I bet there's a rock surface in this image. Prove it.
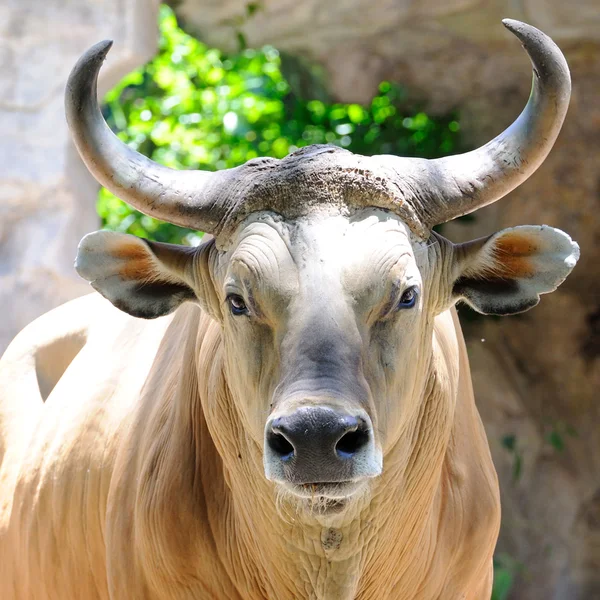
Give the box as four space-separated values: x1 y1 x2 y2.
171 0 600 105
0 0 159 352
447 49 600 597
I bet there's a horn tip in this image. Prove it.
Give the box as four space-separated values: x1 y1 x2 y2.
501 17 570 87
501 18 540 40
65 39 115 126
502 18 523 31
79 40 114 68
92 39 114 60
501 18 558 49
67 40 114 86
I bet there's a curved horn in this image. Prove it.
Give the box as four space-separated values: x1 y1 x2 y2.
380 19 571 230
65 40 236 233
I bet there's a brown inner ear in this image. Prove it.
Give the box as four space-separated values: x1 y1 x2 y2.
102 237 156 282
116 239 195 284
452 232 537 306
113 239 151 260
119 256 155 281
492 233 538 279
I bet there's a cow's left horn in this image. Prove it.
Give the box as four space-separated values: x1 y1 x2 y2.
65 40 238 234
390 19 571 229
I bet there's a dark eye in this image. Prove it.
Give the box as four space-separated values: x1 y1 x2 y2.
398 287 418 309
226 294 248 316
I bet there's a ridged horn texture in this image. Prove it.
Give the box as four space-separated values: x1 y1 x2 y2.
65 39 239 234
65 19 570 240
390 18 571 229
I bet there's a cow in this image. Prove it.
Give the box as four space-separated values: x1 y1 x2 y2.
0 19 579 600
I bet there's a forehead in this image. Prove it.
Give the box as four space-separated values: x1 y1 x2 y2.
224 209 422 289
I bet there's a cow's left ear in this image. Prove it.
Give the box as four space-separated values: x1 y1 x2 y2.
449 225 579 316
75 230 214 319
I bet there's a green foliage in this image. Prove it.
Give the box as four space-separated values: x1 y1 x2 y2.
492 553 522 600
545 420 578 453
492 568 514 600
99 4 462 244
501 433 524 482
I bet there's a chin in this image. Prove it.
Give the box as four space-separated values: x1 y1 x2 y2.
276 479 371 515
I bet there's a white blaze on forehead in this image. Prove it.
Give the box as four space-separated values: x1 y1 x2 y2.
217 209 432 463
288 210 422 311
295 210 413 261
218 209 425 324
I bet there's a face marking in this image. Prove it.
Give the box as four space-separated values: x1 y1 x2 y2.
221 218 299 324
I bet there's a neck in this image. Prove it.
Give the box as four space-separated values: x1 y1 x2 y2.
190 320 455 600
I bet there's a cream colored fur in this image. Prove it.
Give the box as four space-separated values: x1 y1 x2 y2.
0 292 500 599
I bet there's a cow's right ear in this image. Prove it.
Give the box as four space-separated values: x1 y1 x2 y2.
75 231 218 319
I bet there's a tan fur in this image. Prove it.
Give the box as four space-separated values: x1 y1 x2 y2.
110 239 151 261
105 237 161 282
492 233 538 279
118 258 155 280
0 294 500 600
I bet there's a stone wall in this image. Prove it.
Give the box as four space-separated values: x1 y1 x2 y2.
444 48 600 599
0 0 159 353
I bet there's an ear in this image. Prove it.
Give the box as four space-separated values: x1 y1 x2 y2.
75 230 213 319
450 225 579 316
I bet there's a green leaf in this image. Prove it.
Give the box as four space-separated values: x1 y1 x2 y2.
547 430 565 452
501 434 516 452
565 424 579 438
246 2 262 16
237 32 248 52
512 453 522 482
492 568 514 600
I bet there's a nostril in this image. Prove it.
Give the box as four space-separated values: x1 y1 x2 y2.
336 428 370 458
267 431 295 460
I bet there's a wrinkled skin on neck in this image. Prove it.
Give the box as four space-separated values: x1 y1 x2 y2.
105 210 497 599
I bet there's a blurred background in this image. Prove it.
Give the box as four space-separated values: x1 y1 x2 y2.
1 1 599 598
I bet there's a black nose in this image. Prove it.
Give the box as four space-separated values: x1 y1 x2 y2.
266 406 372 484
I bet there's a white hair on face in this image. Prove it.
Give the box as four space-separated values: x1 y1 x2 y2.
273 482 372 523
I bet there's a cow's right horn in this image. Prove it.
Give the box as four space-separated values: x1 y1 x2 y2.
65 40 238 234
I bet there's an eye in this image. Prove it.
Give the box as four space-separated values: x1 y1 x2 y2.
226 294 249 316
398 286 418 309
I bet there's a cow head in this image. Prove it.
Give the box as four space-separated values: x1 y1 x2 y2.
67 21 579 509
